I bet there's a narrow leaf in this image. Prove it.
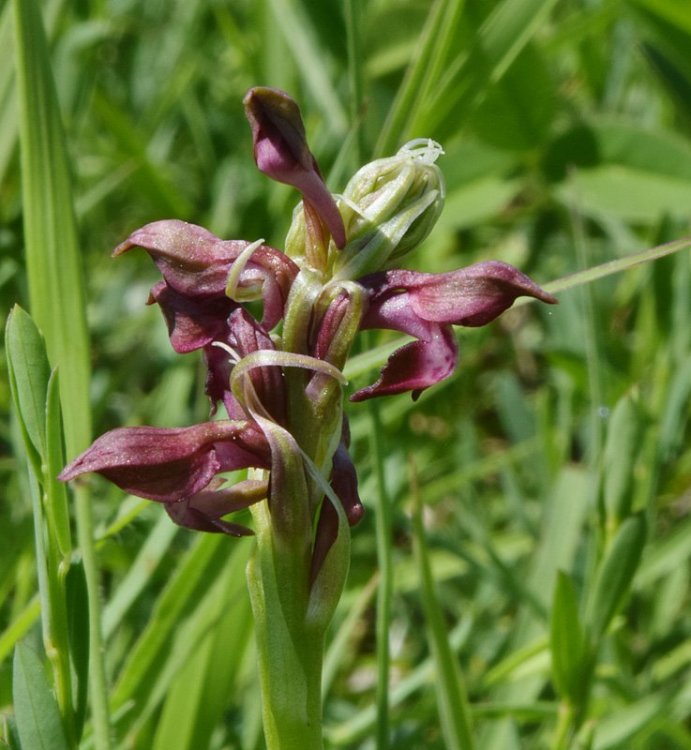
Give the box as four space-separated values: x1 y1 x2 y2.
602 393 644 527
13 1 110 744
66 561 90 742
585 515 647 640
45 369 72 557
550 571 589 704
13 0 91 456
12 642 69 750
5 305 50 469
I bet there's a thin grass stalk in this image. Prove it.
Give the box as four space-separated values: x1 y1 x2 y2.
408 0 466 136
541 237 691 297
374 0 448 157
368 392 393 750
569 204 606 479
12 0 111 746
409 455 477 750
344 0 366 164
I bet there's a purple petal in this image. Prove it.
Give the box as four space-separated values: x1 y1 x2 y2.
366 262 557 327
350 327 457 402
59 421 270 502
203 343 235 416
149 281 237 353
165 478 268 536
165 503 254 536
354 262 556 400
226 308 287 425
115 219 298 328
243 87 346 248
330 442 364 526
114 220 249 296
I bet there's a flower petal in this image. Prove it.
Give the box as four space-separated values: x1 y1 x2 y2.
59 421 270 501
365 262 557 327
243 87 346 248
165 478 268 536
355 262 556 400
114 220 248 296
165 503 254 536
149 281 237 353
116 219 298 328
226 308 287 424
330 442 364 526
350 327 457 402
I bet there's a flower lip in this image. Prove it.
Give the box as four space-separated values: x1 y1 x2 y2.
58 420 271 502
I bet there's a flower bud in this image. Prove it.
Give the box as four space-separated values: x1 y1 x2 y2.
332 139 445 279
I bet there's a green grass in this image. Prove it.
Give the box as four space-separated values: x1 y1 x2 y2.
3 0 691 748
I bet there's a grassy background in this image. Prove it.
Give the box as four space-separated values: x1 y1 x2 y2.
3 0 691 748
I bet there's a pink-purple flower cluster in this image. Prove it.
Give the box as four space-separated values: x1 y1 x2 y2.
60 87 556 563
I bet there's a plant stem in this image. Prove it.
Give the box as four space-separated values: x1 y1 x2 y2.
248 500 325 750
551 701 575 750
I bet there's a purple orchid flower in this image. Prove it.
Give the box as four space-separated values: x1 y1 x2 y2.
352 263 557 401
57 88 562 748
58 420 271 535
61 87 555 568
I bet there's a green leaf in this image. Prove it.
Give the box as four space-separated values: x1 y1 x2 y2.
13 0 110 743
585 515 647 640
602 393 645 527
65 561 89 743
375 0 463 156
13 0 91 457
550 571 589 704
151 543 253 750
45 370 72 557
469 43 556 151
110 533 228 710
552 120 691 222
557 164 691 222
628 0 691 36
12 642 69 750
5 305 51 470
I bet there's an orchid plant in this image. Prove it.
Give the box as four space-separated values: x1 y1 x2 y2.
60 87 556 749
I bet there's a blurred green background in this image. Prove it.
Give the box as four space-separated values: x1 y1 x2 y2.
3 0 691 748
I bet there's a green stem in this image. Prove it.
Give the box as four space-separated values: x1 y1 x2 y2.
27 469 75 745
248 500 324 750
368 396 393 750
551 701 575 750
73 483 112 748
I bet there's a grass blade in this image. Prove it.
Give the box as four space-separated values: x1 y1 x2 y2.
410 456 477 750
585 515 647 641
12 0 110 745
12 642 69 750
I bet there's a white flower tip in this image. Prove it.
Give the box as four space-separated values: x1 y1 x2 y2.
399 139 445 165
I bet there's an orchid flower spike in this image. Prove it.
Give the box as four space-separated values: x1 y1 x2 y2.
61 87 556 577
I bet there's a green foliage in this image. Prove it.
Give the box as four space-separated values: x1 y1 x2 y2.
3 0 691 749
12 642 69 750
